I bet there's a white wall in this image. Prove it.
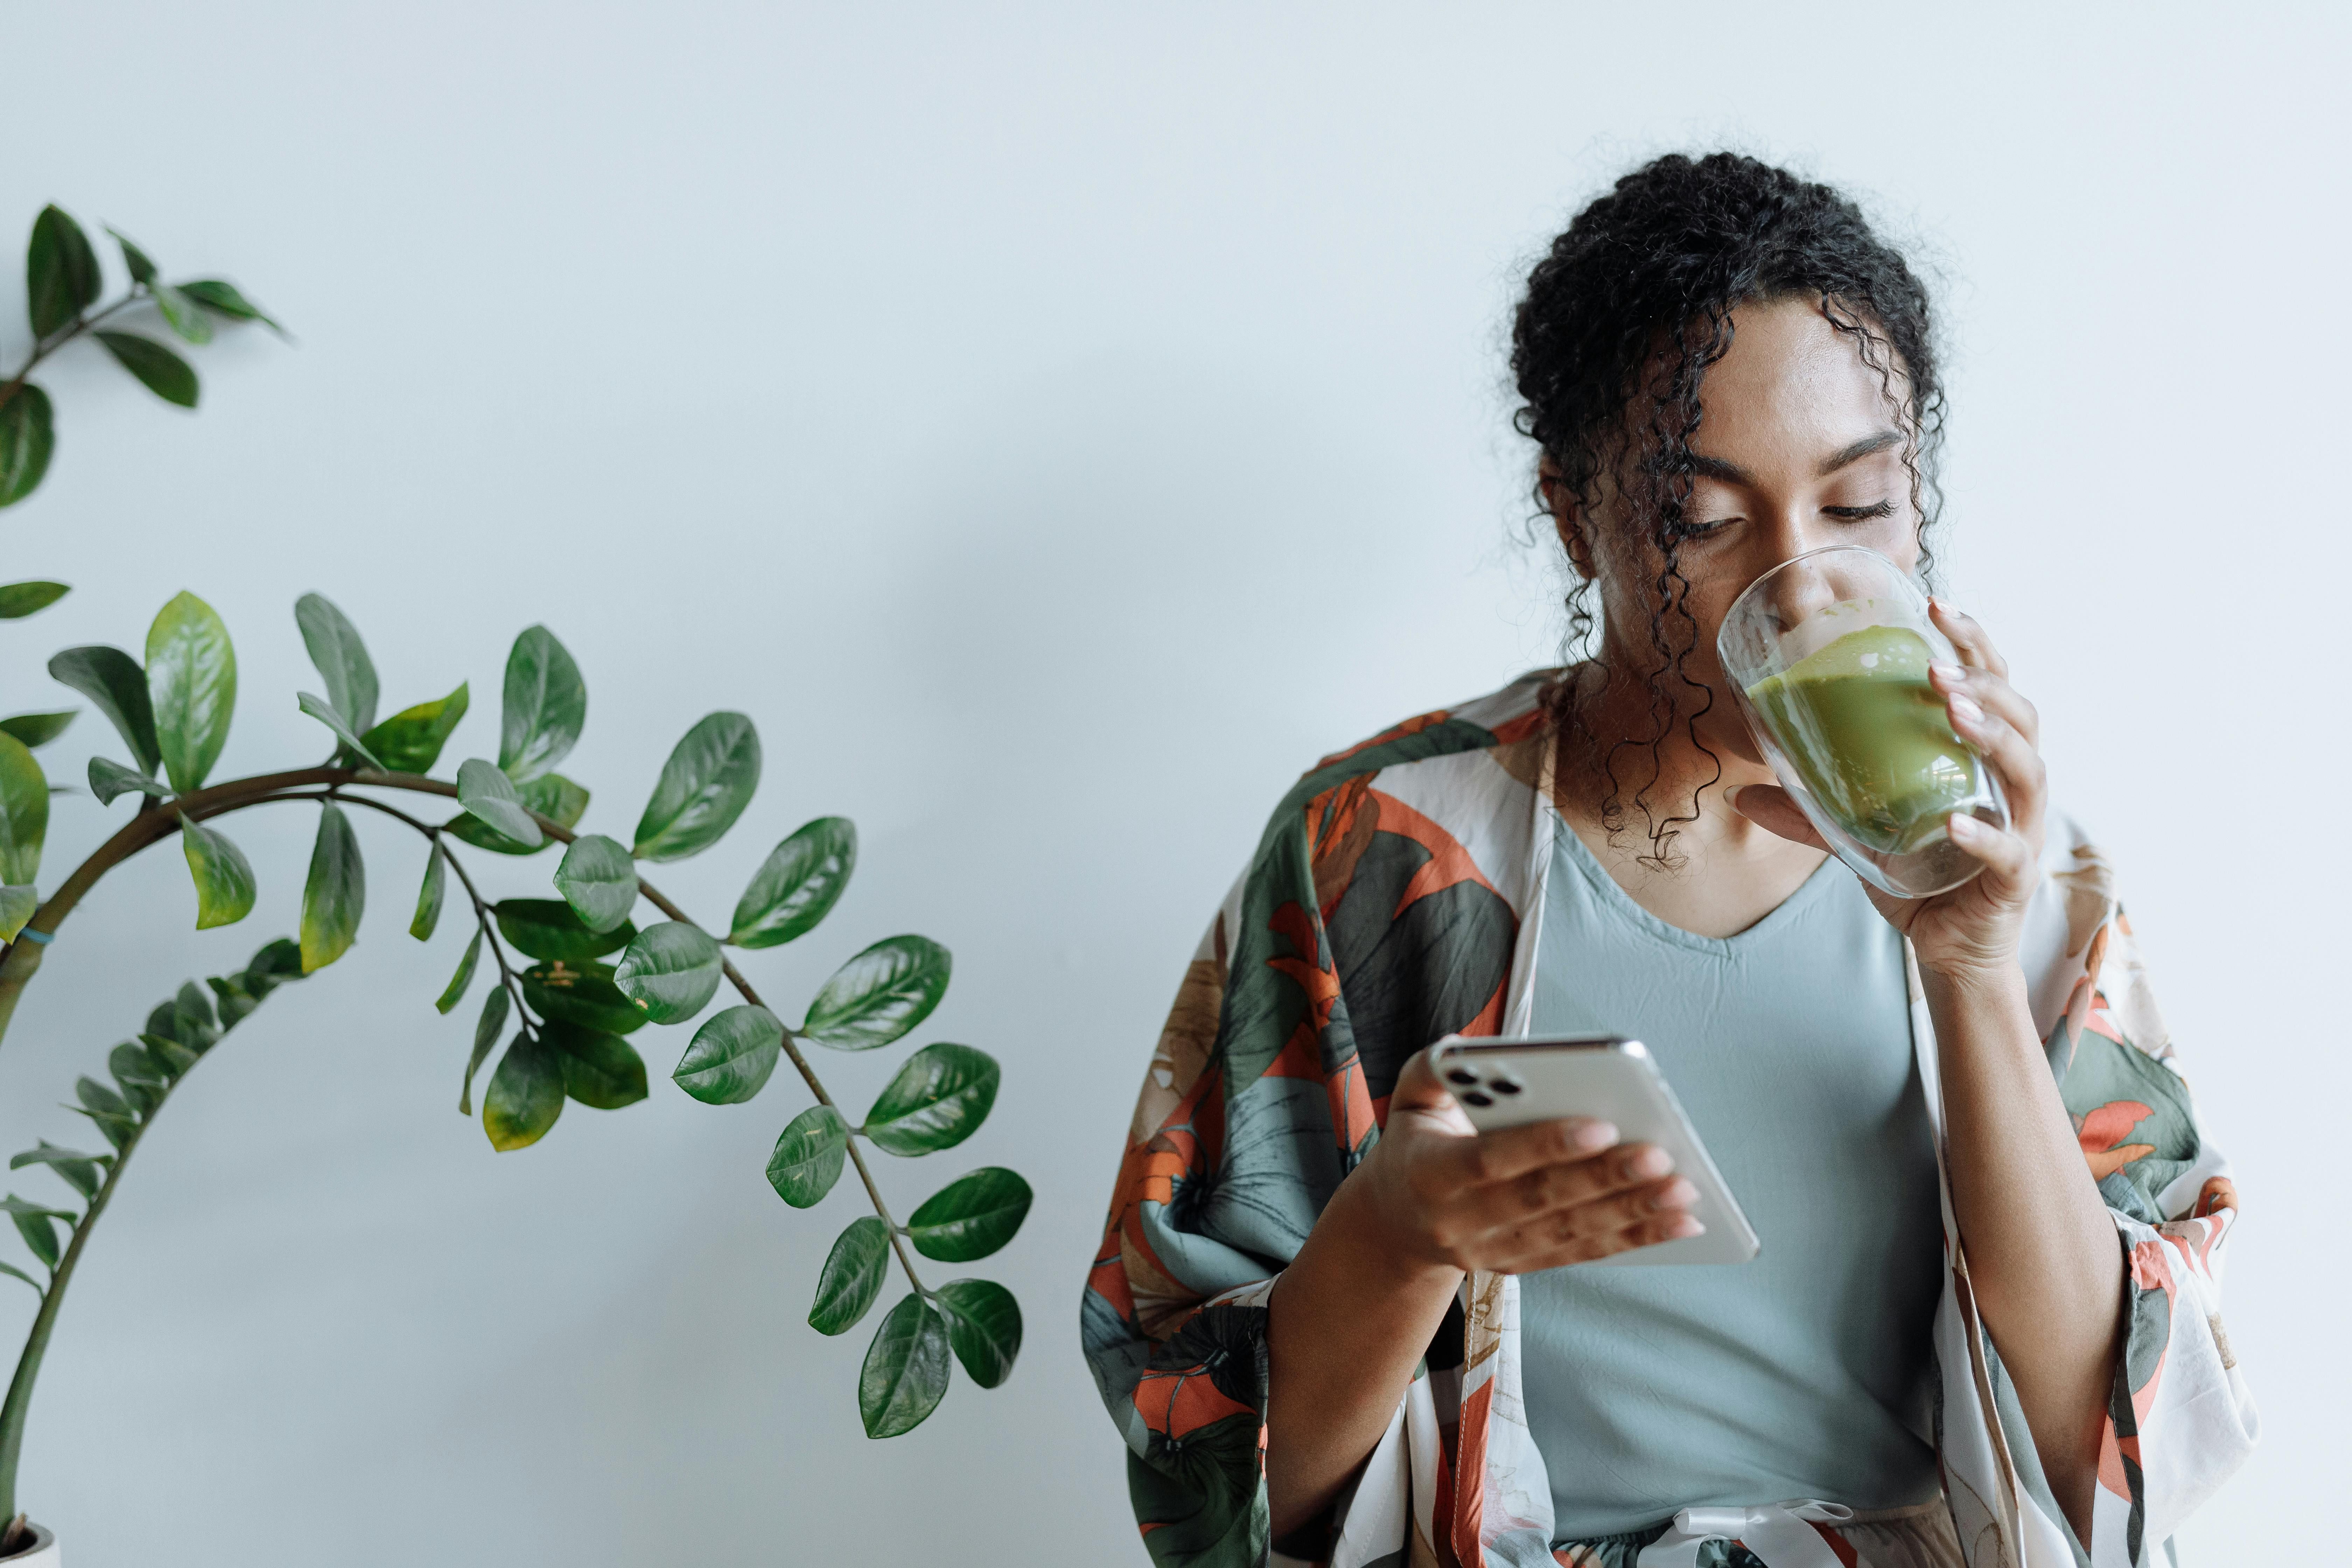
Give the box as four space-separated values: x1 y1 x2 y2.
2 3 2340 1562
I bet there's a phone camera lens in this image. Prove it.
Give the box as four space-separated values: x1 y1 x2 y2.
1444 1068 1480 1087
1461 1090 1494 1107
1489 1078 1522 1095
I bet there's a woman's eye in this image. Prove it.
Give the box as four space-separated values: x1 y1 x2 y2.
1823 499 1896 521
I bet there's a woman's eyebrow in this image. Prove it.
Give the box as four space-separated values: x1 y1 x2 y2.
1817 429 1904 475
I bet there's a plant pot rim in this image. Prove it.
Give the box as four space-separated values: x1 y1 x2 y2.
0 1521 55 1562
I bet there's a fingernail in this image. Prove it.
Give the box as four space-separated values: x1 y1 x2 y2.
1650 1178 1698 1212
1948 812 1984 839
1929 661 1963 685
1947 693 1983 727
1624 1146 1672 1180
1667 1216 1706 1239
1569 1120 1618 1153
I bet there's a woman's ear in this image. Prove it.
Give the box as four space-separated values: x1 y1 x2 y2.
1539 460 1598 583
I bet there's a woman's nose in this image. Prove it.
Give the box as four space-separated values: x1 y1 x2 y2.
1746 512 1846 629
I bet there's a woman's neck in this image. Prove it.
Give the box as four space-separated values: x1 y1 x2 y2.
1548 659 1828 940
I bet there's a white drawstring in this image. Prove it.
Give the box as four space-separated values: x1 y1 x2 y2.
1634 1499 1856 1568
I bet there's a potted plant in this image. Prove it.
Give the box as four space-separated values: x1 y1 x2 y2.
0 208 1027 1562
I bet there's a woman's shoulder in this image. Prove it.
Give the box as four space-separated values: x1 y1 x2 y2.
1244 672 1559 908
1289 670 1556 799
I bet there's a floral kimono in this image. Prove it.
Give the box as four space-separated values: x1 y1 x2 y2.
1083 672 2255 1568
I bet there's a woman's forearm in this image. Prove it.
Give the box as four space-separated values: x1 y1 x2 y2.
1265 1175 1461 1542
1924 964 2123 1540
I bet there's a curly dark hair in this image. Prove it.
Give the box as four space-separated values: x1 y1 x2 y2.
1511 150 1945 868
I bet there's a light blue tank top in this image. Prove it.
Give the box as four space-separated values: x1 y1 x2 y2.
1521 820 1944 1541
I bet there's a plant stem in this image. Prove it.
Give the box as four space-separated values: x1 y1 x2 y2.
282 791 536 1044
0 1105 146 1522
0 293 143 413
0 766 930 1297
620 889 927 1292
0 765 367 1044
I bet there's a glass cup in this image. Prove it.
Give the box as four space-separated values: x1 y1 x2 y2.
1715 544 2007 899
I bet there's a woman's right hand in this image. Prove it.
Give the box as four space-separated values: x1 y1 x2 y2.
1266 1044 1702 1538
1344 1045 1703 1276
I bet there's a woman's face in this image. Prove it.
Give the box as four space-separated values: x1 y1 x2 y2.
1558 295 1921 765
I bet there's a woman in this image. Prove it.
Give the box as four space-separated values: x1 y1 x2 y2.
1084 154 2253 1568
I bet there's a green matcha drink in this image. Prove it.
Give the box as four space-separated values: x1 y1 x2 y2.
1742 622 1978 855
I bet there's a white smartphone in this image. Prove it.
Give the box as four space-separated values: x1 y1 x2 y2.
1427 1034 1761 1266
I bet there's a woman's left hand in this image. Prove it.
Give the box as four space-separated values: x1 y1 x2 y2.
1735 598 2047 985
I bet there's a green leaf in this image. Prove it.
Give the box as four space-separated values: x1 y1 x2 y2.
176 979 217 1035
150 282 215 346
458 982 507 1113
808 1214 891 1335
521 960 645 1035
298 801 365 971
113 1038 173 1088
296 692 387 771
765 1104 849 1208
905 1167 1031 1263
294 593 378 735
494 898 632 963
48 645 160 774
140 1019 202 1064
0 886 33 944
76 1076 132 1124
0 733 48 886
0 712 73 749
68 1104 134 1152
934 1278 1021 1389
482 1029 563 1150
862 1043 1000 1156
802 935 951 1052
544 1022 647 1109
553 834 635 933
0 581 68 619
632 712 760 862
497 626 586 784
0 1261 38 1292
729 817 856 948
139 1032 200 1077
410 843 445 940
455 758 543 848
108 227 156 286
435 929 482 1015
226 937 306 1016
109 1042 167 1114
87 757 167 806
179 279 280 331
4 1198 67 1271
10 1143 105 1204
96 331 198 408
27 205 100 338
145 592 236 792
181 816 257 929
359 681 468 775
612 922 723 1025
444 771 584 855
859 1293 951 1438
0 385 56 509
671 1004 782 1104
141 1017 202 1062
